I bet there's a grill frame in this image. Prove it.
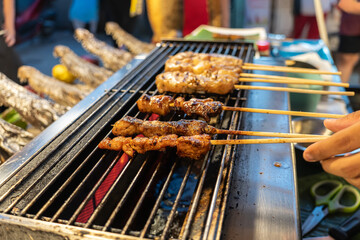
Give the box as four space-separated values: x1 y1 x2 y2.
0 41 300 239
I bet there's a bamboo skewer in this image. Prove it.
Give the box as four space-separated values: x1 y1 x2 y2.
238 77 346 87
214 129 327 138
210 137 327 145
239 73 349 87
235 85 355 96
242 63 341 75
221 106 345 118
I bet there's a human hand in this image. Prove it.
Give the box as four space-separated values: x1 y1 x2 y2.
303 111 360 188
4 25 16 47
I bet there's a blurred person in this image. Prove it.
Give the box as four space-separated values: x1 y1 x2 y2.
336 0 360 83
0 0 22 84
69 0 99 34
303 110 360 189
293 0 336 39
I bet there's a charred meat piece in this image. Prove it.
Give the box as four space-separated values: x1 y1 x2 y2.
98 134 211 160
177 134 211 160
53 45 114 88
105 22 155 55
174 97 223 122
112 116 217 137
136 94 174 116
0 73 67 130
74 28 133 72
18 66 87 107
155 71 236 95
165 51 243 77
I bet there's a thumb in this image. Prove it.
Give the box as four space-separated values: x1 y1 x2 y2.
324 110 360 132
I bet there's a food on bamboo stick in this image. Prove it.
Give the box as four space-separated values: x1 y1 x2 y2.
0 118 33 160
111 116 326 139
105 22 155 55
53 45 114 88
0 73 67 130
18 66 87 107
112 116 217 137
137 94 223 121
137 94 345 120
156 71 236 95
99 133 325 160
165 51 243 77
74 28 133 71
98 134 211 160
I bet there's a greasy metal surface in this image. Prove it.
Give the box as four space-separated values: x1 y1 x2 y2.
222 57 301 239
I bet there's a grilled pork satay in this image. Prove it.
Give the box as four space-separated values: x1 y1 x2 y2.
18 66 87 107
112 116 217 137
0 118 34 160
165 51 243 77
155 71 236 95
74 28 133 72
98 134 211 160
136 94 223 121
0 73 67 130
53 45 114 88
105 22 155 55
136 94 174 116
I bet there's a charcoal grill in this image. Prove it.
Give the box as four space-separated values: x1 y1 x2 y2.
0 40 300 239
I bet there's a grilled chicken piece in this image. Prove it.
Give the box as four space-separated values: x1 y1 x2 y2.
136 94 223 122
112 116 217 137
155 71 236 95
98 134 211 160
174 97 223 122
105 22 155 55
18 66 87 107
165 51 243 77
0 118 33 160
136 94 174 116
74 28 133 71
53 45 113 88
0 73 67 130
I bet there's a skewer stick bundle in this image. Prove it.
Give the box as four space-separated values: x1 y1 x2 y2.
234 85 354 96
240 73 349 88
243 63 341 75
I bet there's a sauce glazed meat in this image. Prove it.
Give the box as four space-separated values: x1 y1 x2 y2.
136 94 223 122
98 134 212 160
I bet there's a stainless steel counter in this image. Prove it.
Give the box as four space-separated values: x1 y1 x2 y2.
222 58 301 239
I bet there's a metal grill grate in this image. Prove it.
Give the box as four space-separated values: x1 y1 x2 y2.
0 40 255 239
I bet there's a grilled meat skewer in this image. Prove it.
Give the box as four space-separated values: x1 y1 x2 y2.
74 28 133 72
0 73 67 130
53 45 114 88
137 94 344 120
112 116 322 138
137 94 222 121
98 134 211 160
165 51 243 77
105 22 155 55
18 66 87 107
156 71 236 95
